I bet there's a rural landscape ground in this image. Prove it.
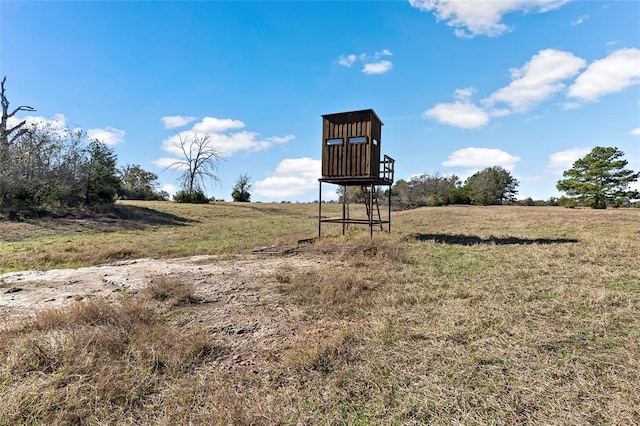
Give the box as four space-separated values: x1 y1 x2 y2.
1 201 638 424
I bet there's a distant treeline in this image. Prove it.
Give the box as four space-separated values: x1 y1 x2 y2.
337 167 638 210
0 123 168 214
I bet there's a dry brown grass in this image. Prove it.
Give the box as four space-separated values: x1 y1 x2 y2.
142 276 201 306
1 204 639 424
0 280 221 425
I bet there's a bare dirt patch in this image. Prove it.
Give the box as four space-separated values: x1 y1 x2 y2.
0 254 334 323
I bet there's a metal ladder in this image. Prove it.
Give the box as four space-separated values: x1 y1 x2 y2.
361 185 383 230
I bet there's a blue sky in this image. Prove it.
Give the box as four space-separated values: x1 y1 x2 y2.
2 0 639 202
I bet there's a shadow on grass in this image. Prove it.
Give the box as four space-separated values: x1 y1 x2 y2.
99 204 197 226
2 204 196 228
410 233 579 246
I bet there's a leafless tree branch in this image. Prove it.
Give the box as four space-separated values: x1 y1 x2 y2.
1 76 36 149
164 132 224 194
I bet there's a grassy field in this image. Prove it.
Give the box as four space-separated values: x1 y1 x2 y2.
1 201 639 424
0 201 343 273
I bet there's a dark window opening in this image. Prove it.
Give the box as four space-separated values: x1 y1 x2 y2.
349 136 367 144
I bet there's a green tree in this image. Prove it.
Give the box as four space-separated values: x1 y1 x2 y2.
464 166 519 206
173 188 209 204
231 173 252 202
337 186 365 204
407 173 462 206
390 179 411 209
0 81 125 211
556 146 639 209
84 140 121 204
448 185 470 205
389 174 466 210
1 122 91 210
118 164 165 200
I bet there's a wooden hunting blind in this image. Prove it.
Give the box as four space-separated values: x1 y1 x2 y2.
322 109 383 180
318 109 395 237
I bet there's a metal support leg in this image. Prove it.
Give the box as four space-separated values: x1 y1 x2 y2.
369 183 374 238
341 185 347 235
318 181 322 238
388 186 392 233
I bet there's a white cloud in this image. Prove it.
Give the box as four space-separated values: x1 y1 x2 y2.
267 134 295 144
571 15 589 26
423 49 588 129
362 60 393 75
424 101 489 129
7 113 70 138
9 113 125 146
408 0 569 37
568 48 640 102
162 130 269 157
154 157 184 169
546 147 591 173
374 49 393 59
159 116 293 168
161 183 178 195
338 54 357 67
486 49 586 112
490 108 512 117
87 126 126 146
631 128 640 136
254 157 321 200
161 115 197 129
337 50 393 74
454 87 475 100
192 117 245 133
442 147 521 171
562 101 581 110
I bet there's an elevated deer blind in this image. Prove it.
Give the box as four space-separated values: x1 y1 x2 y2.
318 109 395 237
321 109 383 179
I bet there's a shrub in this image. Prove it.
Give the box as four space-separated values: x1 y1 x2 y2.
173 189 209 204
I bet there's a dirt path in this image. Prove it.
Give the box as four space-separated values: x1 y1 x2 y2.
0 254 330 322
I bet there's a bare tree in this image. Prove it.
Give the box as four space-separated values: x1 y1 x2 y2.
1 76 36 150
166 133 224 195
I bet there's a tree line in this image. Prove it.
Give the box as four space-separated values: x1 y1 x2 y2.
0 116 169 212
387 166 519 209
0 77 168 214
1 76 257 213
1 77 637 212
388 147 638 210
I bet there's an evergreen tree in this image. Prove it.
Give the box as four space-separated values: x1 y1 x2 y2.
84 140 121 204
231 173 252 202
556 146 639 209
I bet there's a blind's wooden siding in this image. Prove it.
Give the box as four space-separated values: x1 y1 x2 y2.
321 109 382 178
